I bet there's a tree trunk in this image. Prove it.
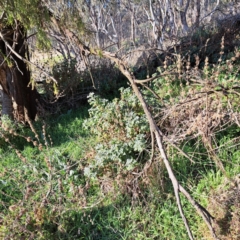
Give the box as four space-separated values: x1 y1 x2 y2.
0 85 13 118
130 12 136 44
178 0 190 34
0 26 39 122
195 0 201 28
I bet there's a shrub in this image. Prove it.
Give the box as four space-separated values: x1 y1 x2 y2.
83 88 149 179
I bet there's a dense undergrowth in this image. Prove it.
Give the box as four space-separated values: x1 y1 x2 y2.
1 28 240 239
0 106 239 239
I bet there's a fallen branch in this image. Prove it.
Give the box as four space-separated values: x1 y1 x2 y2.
53 23 219 240
100 50 219 240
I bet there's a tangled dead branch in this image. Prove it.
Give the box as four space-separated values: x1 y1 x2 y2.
97 51 219 239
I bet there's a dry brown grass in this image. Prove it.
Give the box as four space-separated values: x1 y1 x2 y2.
200 175 240 240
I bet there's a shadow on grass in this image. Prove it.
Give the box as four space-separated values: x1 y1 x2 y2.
37 193 188 240
49 204 126 240
44 106 90 147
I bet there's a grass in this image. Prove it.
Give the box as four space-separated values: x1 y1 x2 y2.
1 48 240 239
0 103 239 239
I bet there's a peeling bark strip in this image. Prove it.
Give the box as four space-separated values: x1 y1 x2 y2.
0 25 39 122
0 68 13 118
0 57 13 118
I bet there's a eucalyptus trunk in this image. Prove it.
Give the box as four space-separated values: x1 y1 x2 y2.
178 0 190 34
195 0 201 28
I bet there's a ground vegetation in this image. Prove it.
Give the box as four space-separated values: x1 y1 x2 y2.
0 1 240 239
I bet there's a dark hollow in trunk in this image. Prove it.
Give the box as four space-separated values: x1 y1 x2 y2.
0 25 39 122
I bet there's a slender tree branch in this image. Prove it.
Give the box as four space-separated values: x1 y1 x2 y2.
140 82 162 100
134 72 178 83
163 136 195 163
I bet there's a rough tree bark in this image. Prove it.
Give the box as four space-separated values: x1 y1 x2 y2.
178 0 190 34
0 25 39 122
195 0 201 28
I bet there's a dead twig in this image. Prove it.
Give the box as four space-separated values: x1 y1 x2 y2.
110 53 218 240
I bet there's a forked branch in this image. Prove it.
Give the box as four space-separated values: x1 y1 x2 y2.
99 50 219 240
